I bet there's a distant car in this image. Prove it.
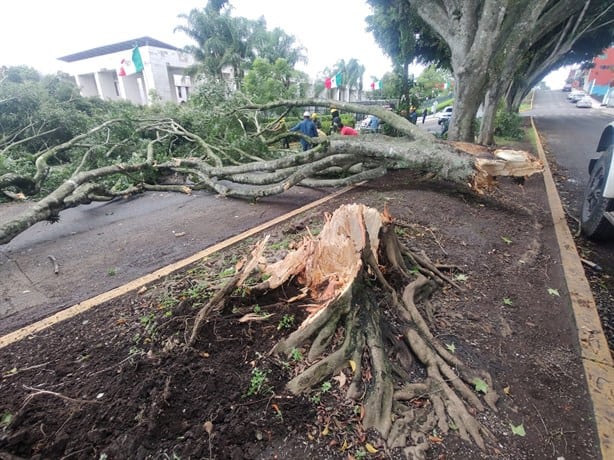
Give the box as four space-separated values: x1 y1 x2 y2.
568 90 586 102
438 106 453 125
562 83 572 92
581 122 614 240
576 96 593 108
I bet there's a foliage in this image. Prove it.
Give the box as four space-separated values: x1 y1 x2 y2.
242 58 308 104
415 65 453 100
246 368 270 396
494 112 524 140
175 0 306 87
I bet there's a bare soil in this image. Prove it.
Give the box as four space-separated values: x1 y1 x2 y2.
0 168 601 459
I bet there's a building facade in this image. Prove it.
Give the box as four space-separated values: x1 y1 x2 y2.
58 37 195 105
585 47 614 99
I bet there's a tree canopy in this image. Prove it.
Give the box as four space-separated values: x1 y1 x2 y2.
365 0 614 143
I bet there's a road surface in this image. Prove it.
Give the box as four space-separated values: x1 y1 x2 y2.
0 187 329 335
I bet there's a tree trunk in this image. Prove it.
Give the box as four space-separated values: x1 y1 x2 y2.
478 87 498 146
188 204 500 455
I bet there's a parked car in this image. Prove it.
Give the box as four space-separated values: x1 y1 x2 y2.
562 83 572 92
568 90 586 102
581 121 614 240
438 106 453 125
576 96 594 108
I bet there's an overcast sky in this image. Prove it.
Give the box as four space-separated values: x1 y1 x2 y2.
1 0 565 88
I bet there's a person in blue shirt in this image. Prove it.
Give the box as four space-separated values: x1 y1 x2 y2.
290 111 318 151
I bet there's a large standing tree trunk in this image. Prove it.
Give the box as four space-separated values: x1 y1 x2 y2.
189 204 500 456
411 0 585 143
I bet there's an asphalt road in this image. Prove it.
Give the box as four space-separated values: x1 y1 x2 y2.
529 90 614 215
0 187 329 334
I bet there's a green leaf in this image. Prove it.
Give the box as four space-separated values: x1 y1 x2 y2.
445 343 456 353
547 288 560 297
510 423 526 436
501 236 512 245
0 412 13 428
472 378 489 394
454 273 468 282
503 297 513 306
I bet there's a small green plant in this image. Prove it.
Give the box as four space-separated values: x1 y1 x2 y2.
107 267 117 276
454 273 468 282
252 304 262 315
290 347 303 362
1 412 13 429
277 314 295 330
182 284 207 300
394 226 407 237
503 297 513 306
219 267 235 278
246 368 270 396
354 448 367 459
139 312 157 336
269 239 291 250
310 380 333 404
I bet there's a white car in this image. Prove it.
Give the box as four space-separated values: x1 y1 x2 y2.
576 96 593 108
581 121 614 240
438 106 453 125
569 90 586 102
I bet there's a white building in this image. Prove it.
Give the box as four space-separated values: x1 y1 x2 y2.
58 37 195 105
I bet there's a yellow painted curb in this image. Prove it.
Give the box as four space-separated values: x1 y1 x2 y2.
0 184 359 350
531 116 613 459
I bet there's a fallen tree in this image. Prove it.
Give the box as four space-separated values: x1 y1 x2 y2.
0 99 543 244
188 203 500 457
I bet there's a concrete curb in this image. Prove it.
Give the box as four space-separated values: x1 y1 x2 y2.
531 116 614 459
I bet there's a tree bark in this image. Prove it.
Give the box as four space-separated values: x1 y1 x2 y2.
0 103 543 245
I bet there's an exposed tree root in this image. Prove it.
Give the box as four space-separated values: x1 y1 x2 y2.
189 203 500 456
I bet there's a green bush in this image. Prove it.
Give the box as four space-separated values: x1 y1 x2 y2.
436 98 454 112
494 111 524 140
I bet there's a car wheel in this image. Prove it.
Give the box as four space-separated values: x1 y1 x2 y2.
581 148 614 240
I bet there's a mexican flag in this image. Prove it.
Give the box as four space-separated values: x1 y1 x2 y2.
370 80 382 90
118 47 144 77
330 72 342 89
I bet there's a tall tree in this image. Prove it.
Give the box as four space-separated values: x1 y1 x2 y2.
251 24 307 69
409 0 613 143
504 1 614 113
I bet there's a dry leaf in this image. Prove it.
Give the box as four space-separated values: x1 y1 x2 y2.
429 435 443 443
204 421 213 434
321 423 330 436
365 442 378 453
333 372 347 388
348 360 356 373
503 385 511 395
